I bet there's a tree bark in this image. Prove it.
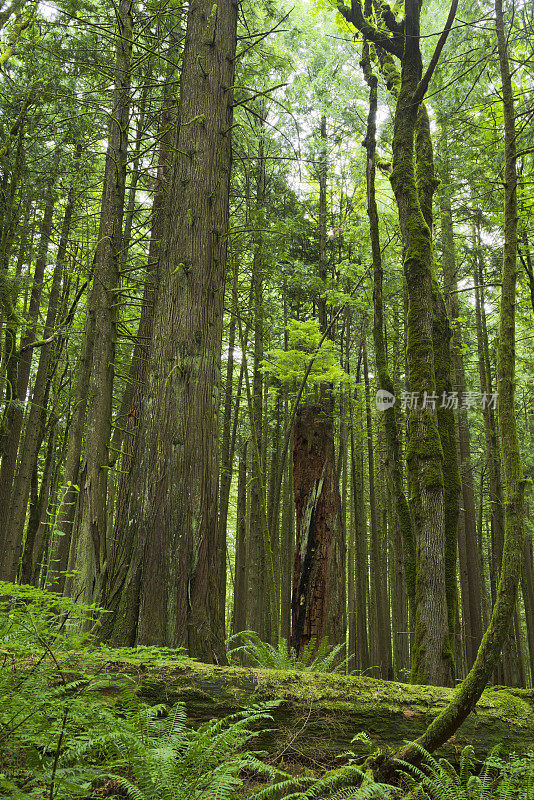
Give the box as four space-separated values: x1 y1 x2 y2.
69 0 133 609
291 405 342 658
104 0 238 663
375 0 527 773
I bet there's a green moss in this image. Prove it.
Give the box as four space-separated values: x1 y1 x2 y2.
405 412 442 464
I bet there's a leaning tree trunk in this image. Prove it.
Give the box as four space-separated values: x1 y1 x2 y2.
103 0 238 663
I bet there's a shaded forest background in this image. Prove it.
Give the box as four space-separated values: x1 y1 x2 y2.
0 0 533 693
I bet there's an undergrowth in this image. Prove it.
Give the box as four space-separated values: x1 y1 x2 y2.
1 583 533 799
226 631 348 672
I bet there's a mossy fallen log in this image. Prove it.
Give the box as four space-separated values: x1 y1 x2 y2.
62 656 534 766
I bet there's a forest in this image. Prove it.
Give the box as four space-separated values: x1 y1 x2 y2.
0 0 533 795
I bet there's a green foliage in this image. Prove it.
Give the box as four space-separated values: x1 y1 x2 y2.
250 763 396 799
394 743 534 800
63 701 284 800
251 742 534 800
261 318 351 393
226 630 349 672
0 582 286 799
0 582 129 797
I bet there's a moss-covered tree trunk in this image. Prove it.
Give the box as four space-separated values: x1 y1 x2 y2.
361 43 415 669
388 4 452 688
53 657 534 767
375 0 527 773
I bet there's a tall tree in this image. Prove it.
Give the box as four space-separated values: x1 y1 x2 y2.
103 0 238 662
68 0 134 608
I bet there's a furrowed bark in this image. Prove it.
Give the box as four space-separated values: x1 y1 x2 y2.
105 0 238 662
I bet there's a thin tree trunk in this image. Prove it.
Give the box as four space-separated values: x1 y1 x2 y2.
247 119 268 641
363 336 390 678
0 166 58 573
217 315 236 635
521 532 534 683
4 156 79 579
351 349 369 674
68 0 133 610
438 119 483 670
232 439 248 637
362 43 415 662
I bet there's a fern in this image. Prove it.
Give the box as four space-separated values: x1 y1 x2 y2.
252 742 534 800
83 701 287 800
394 742 534 800
227 630 349 672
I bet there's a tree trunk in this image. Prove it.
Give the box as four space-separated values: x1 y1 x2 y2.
390 32 451 686
98 86 175 629
291 405 342 658
379 0 527 771
247 120 268 641
438 120 483 671
0 166 58 577
351 364 370 674
103 0 238 663
290 116 345 657
362 43 416 651
69 0 133 609
232 439 248 637
4 160 78 580
363 337 391 678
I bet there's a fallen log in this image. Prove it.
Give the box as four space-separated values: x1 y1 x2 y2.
55 654 534 767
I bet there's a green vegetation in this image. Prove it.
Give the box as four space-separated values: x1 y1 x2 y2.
0 0 534 793
227 631 348 672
